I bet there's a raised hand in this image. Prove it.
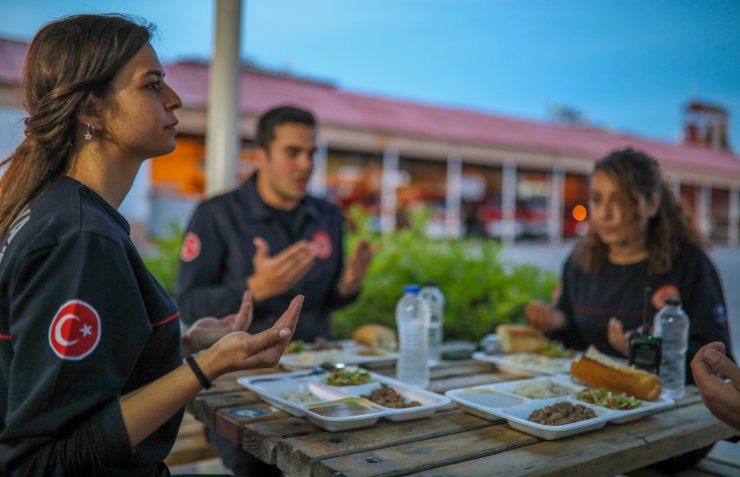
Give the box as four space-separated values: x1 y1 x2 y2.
524 300 565 332
691 342 740 429
182 291 254 354
247 237 316 301
338 239 378 297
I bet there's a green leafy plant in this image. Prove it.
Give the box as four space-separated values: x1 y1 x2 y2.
142 222 184 297
332 206 558 342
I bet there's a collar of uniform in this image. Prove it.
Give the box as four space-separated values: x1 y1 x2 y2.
239 173 322 220
63 176 131 234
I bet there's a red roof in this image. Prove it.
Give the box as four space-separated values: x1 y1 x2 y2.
3 38 740 175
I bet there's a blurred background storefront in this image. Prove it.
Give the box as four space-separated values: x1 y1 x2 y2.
1 38 738 248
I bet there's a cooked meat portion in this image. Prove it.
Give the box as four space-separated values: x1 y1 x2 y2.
363 383 421 408
528 401 596 426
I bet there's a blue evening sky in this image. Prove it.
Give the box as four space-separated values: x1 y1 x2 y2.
2 0 739 150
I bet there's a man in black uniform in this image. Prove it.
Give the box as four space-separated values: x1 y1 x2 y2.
177 105 375 474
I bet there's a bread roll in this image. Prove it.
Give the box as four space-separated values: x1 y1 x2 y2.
496 324 549 353
570 346 662 401
352 324 397 351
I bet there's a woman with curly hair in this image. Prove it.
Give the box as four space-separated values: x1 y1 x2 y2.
525 148 732 376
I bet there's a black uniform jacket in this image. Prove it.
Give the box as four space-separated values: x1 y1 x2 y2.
0 177 182 476
177 174 356 341
552 241 733 383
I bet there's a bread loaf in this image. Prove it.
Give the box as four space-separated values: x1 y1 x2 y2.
570 346 662 401
352 324 397 351
496 324 549 353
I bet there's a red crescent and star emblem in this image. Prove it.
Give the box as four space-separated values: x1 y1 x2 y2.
311 231 332 260
48 300 101 360
651 285 681 309
181 232 201 262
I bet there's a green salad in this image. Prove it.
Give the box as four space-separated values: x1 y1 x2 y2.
576 388 643 410
325 368 372 386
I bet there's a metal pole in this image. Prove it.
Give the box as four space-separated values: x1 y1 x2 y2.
205 0 242 197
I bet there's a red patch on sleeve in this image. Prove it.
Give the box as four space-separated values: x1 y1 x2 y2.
311 231 332 260
651 285 681 309
181 232 201 262
48 300 101 360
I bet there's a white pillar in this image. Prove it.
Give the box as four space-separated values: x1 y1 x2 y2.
380 149 399 233
308 140 327 198
205 0 242 197
549 167 564 244
697 185 711 239
445 154 463 237
729 187 739 247
501 162 517 245
671 180 681 197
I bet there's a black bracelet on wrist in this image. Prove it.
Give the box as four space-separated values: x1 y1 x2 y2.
185 354 212 390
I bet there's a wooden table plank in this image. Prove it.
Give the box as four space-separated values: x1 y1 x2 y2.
191 389 260 428
314 423 539 477
241 417 323 464
408 403 736 477
276 410 491 477
215 403 289 444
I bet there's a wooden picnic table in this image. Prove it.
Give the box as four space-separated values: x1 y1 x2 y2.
188 358 737 477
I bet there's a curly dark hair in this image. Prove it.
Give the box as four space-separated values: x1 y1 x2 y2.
573 148 707 275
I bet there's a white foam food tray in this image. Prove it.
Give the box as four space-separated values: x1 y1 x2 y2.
472 351 576 376
238 366 451 432
445 376 675 440
280 345 397 370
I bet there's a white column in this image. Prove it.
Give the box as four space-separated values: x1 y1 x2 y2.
308 140 327 198
671 179 681 197
697 185 711 239
549 167 564 244
445 154 463 238
380 149 399 233
501 162 517 245
729 187 739 247
205 0 242 197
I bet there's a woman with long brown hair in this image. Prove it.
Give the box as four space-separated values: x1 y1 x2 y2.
525 148 731 372
0 14 302 476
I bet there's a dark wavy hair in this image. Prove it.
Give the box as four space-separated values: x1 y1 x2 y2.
573 148 707 275
0 14 154 236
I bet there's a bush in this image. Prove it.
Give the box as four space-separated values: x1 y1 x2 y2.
331 206 558 342
142 222 183 297
142 208 558 343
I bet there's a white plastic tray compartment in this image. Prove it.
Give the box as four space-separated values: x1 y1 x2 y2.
501 397 609 440
304 397 384 432
240 375 346 416
343 381 451 421
492 376 583 400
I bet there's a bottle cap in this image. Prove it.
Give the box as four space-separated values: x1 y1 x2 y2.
403 284 421 294
664 297 681 306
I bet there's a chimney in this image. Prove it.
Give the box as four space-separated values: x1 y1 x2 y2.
683 100 731 152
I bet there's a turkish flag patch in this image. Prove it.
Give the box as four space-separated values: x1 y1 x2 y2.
651 285 681 310
311 231 332 260
48 300 101 360
181 232 201 262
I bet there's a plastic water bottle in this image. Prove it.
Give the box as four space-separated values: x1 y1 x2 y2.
420 283 444 366
653 297 690 399
396 284 431 388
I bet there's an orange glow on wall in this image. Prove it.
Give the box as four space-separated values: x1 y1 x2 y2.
572 204 587 221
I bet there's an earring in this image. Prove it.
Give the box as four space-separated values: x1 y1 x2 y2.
84 123 94 141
